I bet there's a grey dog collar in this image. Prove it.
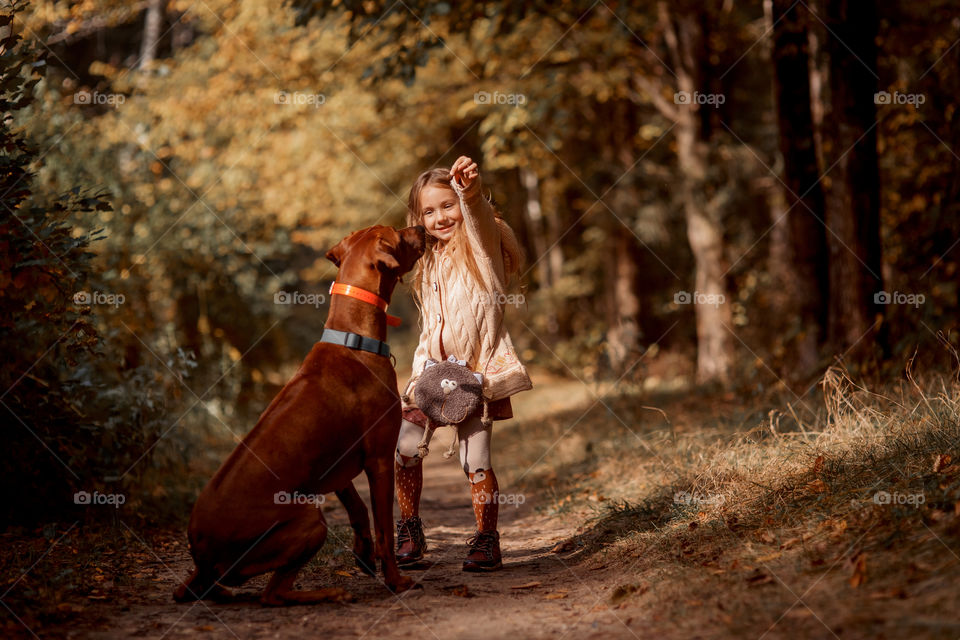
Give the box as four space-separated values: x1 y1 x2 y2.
319 328 390 358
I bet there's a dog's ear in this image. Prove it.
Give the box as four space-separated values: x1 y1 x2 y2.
325 240 345 267
374 236 401 272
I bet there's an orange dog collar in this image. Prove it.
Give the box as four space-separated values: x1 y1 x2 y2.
329 282 402 327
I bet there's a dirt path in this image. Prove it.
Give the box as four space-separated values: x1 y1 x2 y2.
24 371 955 639
73 452 629 640
68 379 648 640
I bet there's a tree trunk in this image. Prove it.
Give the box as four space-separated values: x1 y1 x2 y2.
605 232 641 372
139 0 165 69
520 166 552 288
519 166 560 336
822 0 883 357
770 0 829 376
542 170 565 294
661 3 734 385
807 21 825 170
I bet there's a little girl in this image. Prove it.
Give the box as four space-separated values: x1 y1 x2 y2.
396 156 533 571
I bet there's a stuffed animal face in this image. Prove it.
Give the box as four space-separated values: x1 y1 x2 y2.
414 356 484 425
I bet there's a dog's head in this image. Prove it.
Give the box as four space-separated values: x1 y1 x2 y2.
325 225 426 299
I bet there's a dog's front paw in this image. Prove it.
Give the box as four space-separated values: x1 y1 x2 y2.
355 550 376 577
387 575 421 594
352 535 376 576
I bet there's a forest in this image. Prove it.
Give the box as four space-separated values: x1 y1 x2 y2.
2 0 959 637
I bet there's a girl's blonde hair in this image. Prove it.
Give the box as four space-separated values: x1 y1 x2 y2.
405 167 524 308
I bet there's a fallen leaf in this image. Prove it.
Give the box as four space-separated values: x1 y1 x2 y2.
933 454 952 473
805 478 828 494
551 540 576 553
335 570 353 578
849 552 867 588
609 583 648 604
812 455 824 474
746 572 773 586
927 509 948 523
780 536 802 550
445 584 472 598
511 581 542 590
544 591 568 600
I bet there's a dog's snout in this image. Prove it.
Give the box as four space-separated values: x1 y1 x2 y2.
403 225 427 256
411 225 426 247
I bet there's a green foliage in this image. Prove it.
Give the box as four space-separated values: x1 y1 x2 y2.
0 2 188 525
6 0 959 523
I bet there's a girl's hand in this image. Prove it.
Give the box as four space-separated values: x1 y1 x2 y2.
451 155 479 190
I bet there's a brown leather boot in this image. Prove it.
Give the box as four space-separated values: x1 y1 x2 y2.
462 529 502 572
396 516 427 566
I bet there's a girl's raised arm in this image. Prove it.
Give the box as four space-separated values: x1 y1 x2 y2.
449 156 502 275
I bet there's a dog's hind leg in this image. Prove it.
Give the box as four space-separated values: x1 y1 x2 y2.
173 566 234 603
335 483 376 576
259 509 353 606
261 563 353 606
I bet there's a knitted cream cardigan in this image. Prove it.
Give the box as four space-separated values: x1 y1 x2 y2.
401 177 533 407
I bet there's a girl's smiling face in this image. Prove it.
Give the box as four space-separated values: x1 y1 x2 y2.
419 185 462 244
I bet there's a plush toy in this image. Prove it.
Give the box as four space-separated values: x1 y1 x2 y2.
410 356 490 460
414 356 486 426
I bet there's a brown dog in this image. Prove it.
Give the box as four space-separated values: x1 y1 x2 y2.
173 224 425 605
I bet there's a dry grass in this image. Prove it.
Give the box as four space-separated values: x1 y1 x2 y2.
497 356 960 638
4 355 959 638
